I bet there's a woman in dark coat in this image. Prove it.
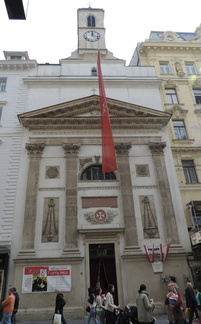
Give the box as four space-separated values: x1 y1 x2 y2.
55 289 67 324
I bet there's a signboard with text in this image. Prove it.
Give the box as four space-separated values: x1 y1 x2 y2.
22 265 71 293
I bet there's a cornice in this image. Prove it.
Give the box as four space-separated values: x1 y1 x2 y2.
171 146 201 152
172 139 194 145
139 42 201 53
20 116 170 130
22 76 160 85
0 60 37 71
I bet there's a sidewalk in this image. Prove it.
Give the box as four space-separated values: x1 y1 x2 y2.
16 314 169 324
16 315 201 324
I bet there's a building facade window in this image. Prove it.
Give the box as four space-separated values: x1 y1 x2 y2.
193 89 201 104
185 63 196 74
165 88 178 104
87 15 96 27
0 78 7 91
81 165 116 180
173 121 188 139
182 160 198 183
10 56 23 60
160 62 171 74
91 67 97 76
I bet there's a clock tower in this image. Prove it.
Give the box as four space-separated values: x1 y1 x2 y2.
77 7 106 53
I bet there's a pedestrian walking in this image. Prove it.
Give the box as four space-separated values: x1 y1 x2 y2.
105 284 119 324
11 287 19 324
1 288 15 324
86 287 98 324
193 287 201 323
165 282 185 324
136 284 155 324
55 289 67 324
185 282 198 324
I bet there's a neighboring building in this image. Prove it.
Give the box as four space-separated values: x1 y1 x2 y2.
0 51 36 317
130 26 201 287
0 7 192 320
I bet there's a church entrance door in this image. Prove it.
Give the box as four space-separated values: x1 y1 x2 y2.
89 243 118 305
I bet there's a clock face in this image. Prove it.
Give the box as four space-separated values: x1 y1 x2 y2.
84 31 100 42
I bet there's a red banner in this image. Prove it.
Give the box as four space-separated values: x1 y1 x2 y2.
97 51 117 174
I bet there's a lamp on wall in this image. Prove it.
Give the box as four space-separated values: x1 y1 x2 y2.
183 274 192 282
161 275 168 283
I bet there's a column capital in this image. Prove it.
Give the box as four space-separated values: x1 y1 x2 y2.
25 143 45 157
115 142 132 155
148 142 166 155
62 143 80 155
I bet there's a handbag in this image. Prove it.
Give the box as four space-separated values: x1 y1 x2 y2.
86 306 90 312
53 314 61 324
185 307 190 317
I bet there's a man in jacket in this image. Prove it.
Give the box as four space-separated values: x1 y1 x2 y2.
1 288 15 324
185 282 198 324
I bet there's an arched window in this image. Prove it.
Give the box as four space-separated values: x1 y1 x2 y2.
91 67 97 76
87 15 96 27
81 165 116 180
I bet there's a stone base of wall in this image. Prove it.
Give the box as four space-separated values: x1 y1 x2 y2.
16 307 84 321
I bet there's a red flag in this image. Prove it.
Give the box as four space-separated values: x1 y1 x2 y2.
159 244 170 262
97 51 117 173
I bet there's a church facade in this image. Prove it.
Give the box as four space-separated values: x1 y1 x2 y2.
0 7 192 320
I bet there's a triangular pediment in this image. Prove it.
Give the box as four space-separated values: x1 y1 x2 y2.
18 95 171 130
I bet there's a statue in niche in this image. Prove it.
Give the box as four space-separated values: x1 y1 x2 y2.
42 198 59 242
141 196 159 238
175 62 185 77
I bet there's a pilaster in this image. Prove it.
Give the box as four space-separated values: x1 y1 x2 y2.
115 142 140 254
62 144 80 255
148 142 180 245
20 143 45 253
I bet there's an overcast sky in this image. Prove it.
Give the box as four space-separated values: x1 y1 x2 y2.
1 0 201 65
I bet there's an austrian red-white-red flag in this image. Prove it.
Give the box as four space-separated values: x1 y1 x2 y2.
97 51 117 173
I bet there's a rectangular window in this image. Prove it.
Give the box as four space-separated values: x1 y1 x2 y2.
182 160 198 183
165 88 178 104
10 56 22 60
186 63 196 74
0 78 7 91
173 121 188 139
0 107 2 121
160 62 170 74
193 89 201 104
